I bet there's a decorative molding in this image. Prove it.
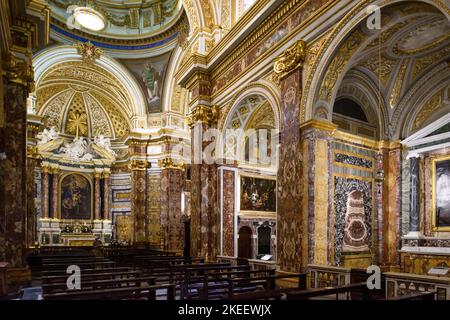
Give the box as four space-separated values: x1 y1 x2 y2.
273 40 306 80
2 53 35 91
187 105 220 128
158 157 185 170
76 42 103 63
128 159 151 171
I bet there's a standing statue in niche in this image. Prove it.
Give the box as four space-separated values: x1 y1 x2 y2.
342 190 369 252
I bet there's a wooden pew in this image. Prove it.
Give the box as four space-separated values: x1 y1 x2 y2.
42 276 156 294
222 273 306 300
42 261 117 270
43 283 176 300
189 270 306 300
387 291 435 300
182 265 251 299
286 282 370 300
42 270 141 285
187 269 271 299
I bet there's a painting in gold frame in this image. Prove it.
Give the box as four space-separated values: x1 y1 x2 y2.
59 173 93 220
240 175 276 212
432 156 450 231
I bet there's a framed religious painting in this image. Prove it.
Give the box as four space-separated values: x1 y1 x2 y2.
59 173 93 220
432 156 450 231
239 175 276 213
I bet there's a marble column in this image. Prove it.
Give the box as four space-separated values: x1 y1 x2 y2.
180 66 219 260
130 160 150 243
189 116 219 260
94 173 101 220
41 168 50 219
103 174 110 220
300 120 336 267
274 40 306 272
409 156 420 232
51 169 59 219
0 72 32 267
160 162 184 252
221 168 236 257
380 145 402 266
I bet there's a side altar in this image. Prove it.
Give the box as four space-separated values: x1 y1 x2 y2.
35 128 116 246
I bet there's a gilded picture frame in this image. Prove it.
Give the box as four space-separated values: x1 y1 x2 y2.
58 172 94 221
238 173 277 214
432 155 450 231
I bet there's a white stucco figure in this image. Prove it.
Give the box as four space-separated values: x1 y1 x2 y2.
60 137 94 162
94 135 116 157
36 127 59 145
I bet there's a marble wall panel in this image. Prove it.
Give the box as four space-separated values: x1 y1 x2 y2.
147 172 162 245
277 70 303 272
190 123 219 260
333 176 373 266
0 81 28 267
131 170 147 242
222 169 235 257
161 169 184 251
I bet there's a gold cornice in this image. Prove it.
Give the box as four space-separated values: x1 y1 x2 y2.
2 53 35 91
208 0 338 99
128 159 150 171
333 130 401 150
176 54 209 88
300 119 337 133
50 13 184 47
333 130 378 149
378 140 402 150
187 105 220 128
26 0 51 45
274 40 306 79
208 0 303 65
158 157 184 170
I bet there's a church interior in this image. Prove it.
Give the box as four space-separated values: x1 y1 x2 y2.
0 0 450 301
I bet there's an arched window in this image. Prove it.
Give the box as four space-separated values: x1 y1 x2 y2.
333 98 368 122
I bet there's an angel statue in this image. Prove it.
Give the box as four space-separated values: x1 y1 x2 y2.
94 135 116 157
36 127 59 145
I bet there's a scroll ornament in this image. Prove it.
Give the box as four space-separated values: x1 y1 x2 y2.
273 40 306 79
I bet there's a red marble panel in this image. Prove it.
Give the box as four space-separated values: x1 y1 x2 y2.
0 81 28 267
161 168 184 251
277 70 303 272
222 170 235 257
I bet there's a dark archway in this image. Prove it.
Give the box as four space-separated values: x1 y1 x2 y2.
257 225 271 256
238 226 253 259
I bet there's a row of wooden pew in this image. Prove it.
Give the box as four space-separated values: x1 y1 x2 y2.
31 248 437 300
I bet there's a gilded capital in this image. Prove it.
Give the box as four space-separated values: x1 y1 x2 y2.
128 159 150 171
274 40 306 79
187 105 220 128
26 145 40 160
158 157 184 170
2 53 35 92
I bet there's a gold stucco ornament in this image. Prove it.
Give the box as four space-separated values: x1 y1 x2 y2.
273 40 306 79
